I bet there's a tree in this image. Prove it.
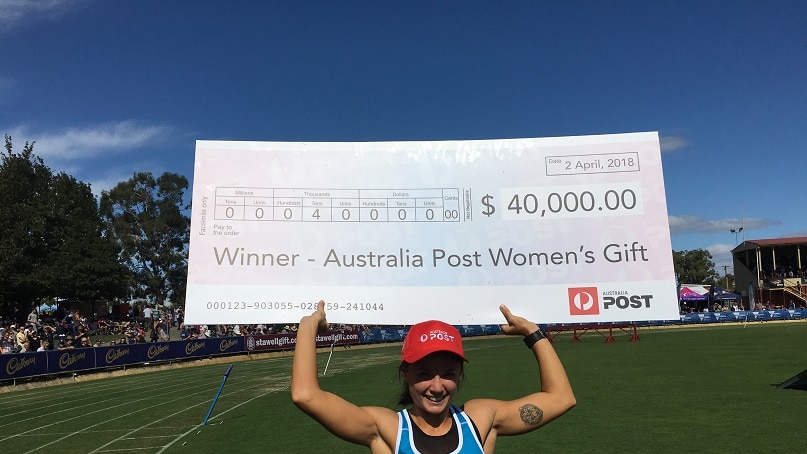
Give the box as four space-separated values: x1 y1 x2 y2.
99 172 190 308
673 249 720 284
0 136 52 315
40 172 131 306
0 135 130 318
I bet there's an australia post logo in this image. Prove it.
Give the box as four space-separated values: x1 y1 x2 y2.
421 329 455 343
568 287 599 315
569 286 654 315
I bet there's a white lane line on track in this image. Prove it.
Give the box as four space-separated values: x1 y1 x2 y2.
31 379 268 454
156 351 397 453
0 370 212 429
3 376 216 445
16 373 271 454
93 377 289 454
155 384 288 454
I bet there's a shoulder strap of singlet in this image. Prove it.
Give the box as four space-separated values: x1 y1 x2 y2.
451 405 485 453
396 408 415 454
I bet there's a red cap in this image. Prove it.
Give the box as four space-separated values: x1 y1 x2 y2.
401 320 467 364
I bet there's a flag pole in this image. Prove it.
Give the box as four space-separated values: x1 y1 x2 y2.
203 364 233 425
323 339 337 375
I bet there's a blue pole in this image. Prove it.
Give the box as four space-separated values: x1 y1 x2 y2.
203 364 233 425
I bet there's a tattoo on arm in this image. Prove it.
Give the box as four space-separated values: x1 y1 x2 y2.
518 404 544 426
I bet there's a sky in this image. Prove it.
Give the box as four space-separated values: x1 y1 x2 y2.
1 0 805 272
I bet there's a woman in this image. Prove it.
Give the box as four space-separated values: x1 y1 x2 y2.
291 301 575 453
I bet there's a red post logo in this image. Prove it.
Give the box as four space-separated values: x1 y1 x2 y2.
568 287 599 315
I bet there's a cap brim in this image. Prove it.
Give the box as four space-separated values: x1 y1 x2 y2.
403 349 468 364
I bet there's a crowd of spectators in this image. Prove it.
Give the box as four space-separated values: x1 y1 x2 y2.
679 298 806 315
0 307 135 354
1 305 368 355
760 264 807 281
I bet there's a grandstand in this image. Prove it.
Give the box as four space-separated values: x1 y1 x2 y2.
732 236 807 308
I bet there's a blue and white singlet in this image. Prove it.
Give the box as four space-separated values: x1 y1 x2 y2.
395 404 485 454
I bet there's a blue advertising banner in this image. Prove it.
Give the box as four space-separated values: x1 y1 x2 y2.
98 344 141 368
359 328 383 344
712 312 738 323
750 311 770 321
3 310 807 382
47 348 96 374
681 313 706 323
381 328 406 342
457 325 485 337
0 352 48 380
456 326 474 337
481 325 502 335
314 331 359 348
245 334 296 352
244 331 355 353
173 337 245 358
144 342 172 363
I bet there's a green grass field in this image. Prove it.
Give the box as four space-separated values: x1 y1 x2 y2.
1 322 806 453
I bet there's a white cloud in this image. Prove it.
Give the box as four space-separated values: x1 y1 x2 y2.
668 215 723 234
0 0 82 32
706 243 735 269
659 135 687 153
7 121 172 160
668 215 780 235
4 120 174 196
52 159 152 198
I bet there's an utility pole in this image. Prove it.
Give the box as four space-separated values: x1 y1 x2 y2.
730 227 743 245
741 204 745 242
722 265 730 290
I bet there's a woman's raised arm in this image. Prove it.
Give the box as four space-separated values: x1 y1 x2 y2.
290 301 395 448
468 304 576 438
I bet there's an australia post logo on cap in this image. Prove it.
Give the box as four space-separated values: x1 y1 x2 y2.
568 287 599 315
421 329 456 344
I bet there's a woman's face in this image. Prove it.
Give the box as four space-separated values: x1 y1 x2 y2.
403 351 463 415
